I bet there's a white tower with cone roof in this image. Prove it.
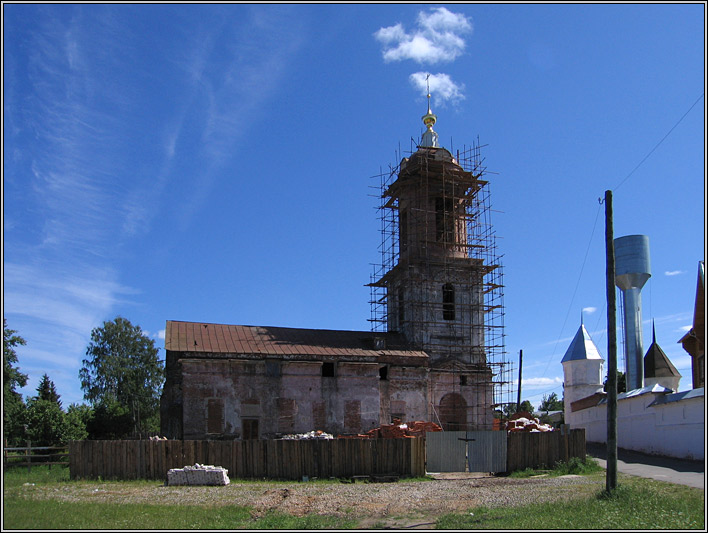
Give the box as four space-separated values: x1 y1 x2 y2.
561 316 605 424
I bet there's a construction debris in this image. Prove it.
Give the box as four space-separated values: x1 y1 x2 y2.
166 464 230 486
506 413 554 433
280 430 334 440
339 420 443 439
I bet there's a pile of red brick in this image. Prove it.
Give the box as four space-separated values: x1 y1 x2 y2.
405 421 444 437
338 420 443 439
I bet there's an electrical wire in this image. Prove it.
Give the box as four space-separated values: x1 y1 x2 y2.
540 92 703 379
541 203 603 377
614 92 704 191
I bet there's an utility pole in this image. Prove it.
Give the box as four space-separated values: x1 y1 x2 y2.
516 350 523 412
604 189 618 492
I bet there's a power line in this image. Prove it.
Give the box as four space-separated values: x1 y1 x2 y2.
614 92 704 191
542 202 603 377
541 92 703 378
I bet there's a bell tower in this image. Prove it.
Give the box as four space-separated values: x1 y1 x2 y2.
369 93 506 430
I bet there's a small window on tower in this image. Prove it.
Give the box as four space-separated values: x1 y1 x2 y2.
460 375 467 386
443 283 455 320
397 287 405 328
399 209 408 252
435 197 455 243
322 362 335 377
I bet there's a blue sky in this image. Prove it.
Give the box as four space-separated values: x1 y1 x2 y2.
3 3 705 410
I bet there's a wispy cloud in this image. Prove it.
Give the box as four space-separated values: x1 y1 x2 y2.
3 261 139 405
172 7 305 229
374 7 472 64
664 270 685 276
582 306 598 315
409 72 465 106
20 9 144 254
4 6 308 406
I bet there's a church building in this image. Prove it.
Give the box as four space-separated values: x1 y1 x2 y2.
160 98 506 440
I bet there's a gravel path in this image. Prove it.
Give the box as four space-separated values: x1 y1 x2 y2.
16 473 602 526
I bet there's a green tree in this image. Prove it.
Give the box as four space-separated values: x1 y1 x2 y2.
64 403 90 442
36 373 62 408
604 370 627 394
3 319 28 399
499 400 535 418
79 317 164 437
3 319 29 445
538 392 564 412
86 398 134 439
24 397 67 446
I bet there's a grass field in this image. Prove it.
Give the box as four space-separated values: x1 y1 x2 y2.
3 462 704 530
436 477 704 529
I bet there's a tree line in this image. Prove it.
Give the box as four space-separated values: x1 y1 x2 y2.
3 317 164 447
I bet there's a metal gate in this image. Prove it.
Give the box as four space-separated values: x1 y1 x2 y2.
426 431 507 473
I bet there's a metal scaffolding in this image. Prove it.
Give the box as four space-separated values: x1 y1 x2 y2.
368 138 513 429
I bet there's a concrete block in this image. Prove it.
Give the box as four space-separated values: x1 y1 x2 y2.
166 463 230 486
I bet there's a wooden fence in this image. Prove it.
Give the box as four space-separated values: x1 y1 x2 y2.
68 429 585 481
4 442 70 472
69 437 426 481
507 428 586 472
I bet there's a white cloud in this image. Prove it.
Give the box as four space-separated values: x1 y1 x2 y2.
664 270 685 276
679 325 692 332
374 7 472 65
582 306 597 314
521 377 563 389
157 329 166 340
409 72 465 106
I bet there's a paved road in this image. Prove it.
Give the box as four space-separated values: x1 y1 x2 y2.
586 442 705 489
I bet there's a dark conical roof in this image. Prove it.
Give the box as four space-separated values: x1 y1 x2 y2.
644 324 681 378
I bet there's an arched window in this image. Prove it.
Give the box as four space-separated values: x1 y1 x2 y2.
443 283 455 320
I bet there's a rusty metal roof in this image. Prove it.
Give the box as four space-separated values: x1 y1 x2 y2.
165 320 428 360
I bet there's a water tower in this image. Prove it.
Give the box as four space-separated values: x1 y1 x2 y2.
614 235 651 391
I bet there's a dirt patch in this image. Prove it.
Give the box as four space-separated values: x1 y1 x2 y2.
12 474 603 523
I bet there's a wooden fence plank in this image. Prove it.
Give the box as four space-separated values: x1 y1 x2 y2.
68 433 583 480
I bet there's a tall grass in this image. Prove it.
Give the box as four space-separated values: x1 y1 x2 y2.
3 463 70 484
436 476 704 530
509 455 604 478
3 499 357 530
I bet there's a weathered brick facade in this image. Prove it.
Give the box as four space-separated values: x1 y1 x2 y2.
160 321 493 439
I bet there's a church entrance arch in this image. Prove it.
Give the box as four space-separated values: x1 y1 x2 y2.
438 393 467 431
